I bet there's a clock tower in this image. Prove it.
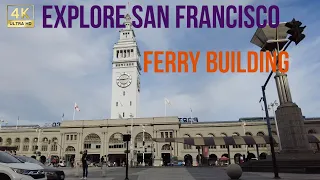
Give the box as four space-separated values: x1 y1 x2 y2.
111 14 141 119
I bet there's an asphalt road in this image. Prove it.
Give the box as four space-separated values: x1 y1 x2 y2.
62 166 320 180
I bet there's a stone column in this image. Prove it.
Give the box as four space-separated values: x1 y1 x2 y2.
274 67 311 153
100 132 105 157
275 103 311 153
274 70 292 104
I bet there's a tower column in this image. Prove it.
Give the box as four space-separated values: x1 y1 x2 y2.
110 13 141 119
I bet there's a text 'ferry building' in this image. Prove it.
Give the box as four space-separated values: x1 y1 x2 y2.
1 14 320 166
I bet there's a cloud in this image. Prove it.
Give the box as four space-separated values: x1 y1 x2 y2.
0 0 319 126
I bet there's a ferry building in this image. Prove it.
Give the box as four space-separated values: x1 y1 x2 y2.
0 14 319 166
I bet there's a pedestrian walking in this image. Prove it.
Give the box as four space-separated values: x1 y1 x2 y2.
81 150 88 179
100 156 104 169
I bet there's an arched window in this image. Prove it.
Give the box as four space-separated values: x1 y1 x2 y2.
245 132 252 136
109 133 125 149
84 133 101 149
208 133 216 149
65 146 76 152
245 132 253 147
183 134 192 149
161 144 173 150
232 133 241 148
257 132 266 147
220 133 227 149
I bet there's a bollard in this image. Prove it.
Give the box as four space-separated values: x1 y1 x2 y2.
226 164 242 180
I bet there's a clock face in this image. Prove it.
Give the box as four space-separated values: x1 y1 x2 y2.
117 73 132 88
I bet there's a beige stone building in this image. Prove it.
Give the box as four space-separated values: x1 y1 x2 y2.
0 116 319 166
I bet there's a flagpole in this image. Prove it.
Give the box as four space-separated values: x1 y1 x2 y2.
190 105 193 124
164 99 167 117
16 116 19 130
73 103 76 120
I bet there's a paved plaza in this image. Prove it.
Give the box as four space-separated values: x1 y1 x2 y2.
63 167 320 180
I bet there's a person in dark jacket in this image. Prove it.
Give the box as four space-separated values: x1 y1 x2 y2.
81 150 88 179
100 156 104 169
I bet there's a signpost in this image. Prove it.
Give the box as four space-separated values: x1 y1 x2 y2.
178 117 198 123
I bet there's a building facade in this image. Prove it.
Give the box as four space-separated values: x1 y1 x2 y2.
0 117 319 166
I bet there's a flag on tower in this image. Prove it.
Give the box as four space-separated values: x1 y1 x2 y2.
164 98 171 105
74 103 80 112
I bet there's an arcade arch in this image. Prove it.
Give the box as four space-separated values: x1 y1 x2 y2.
84 133 101 149
208 154 217 166
184 154 193 166
6 138 12 146
109 133 124 149
234 153 243 164
22 138 30 151
259 152 267 159
65 146 76 166
134 132 152 148
135 131 153 166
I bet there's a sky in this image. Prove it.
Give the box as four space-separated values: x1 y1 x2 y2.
0 0 319 126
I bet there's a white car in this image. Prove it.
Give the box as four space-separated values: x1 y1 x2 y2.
0 151 46 180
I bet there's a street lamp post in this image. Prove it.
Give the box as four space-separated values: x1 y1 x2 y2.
141 125 145 166
250 19 306 178
123 134 131 180
241 121 248 153
251 23 292 179
36 128 43 156
129 114 134 167
268 101 282 151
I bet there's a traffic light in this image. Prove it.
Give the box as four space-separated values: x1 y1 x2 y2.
285 18 306 45
144 148 147 152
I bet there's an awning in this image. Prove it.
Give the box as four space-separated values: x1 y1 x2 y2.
152 134 320 146
308 134 320 143
0 146 18 151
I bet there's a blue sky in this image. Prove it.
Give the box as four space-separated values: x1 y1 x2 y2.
0 0 319 125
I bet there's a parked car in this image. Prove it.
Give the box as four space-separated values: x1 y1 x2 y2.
169 160 185 166
14 155 65 180
0 151 46 180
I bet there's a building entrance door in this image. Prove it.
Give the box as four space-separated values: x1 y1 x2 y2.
161 153 170 166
